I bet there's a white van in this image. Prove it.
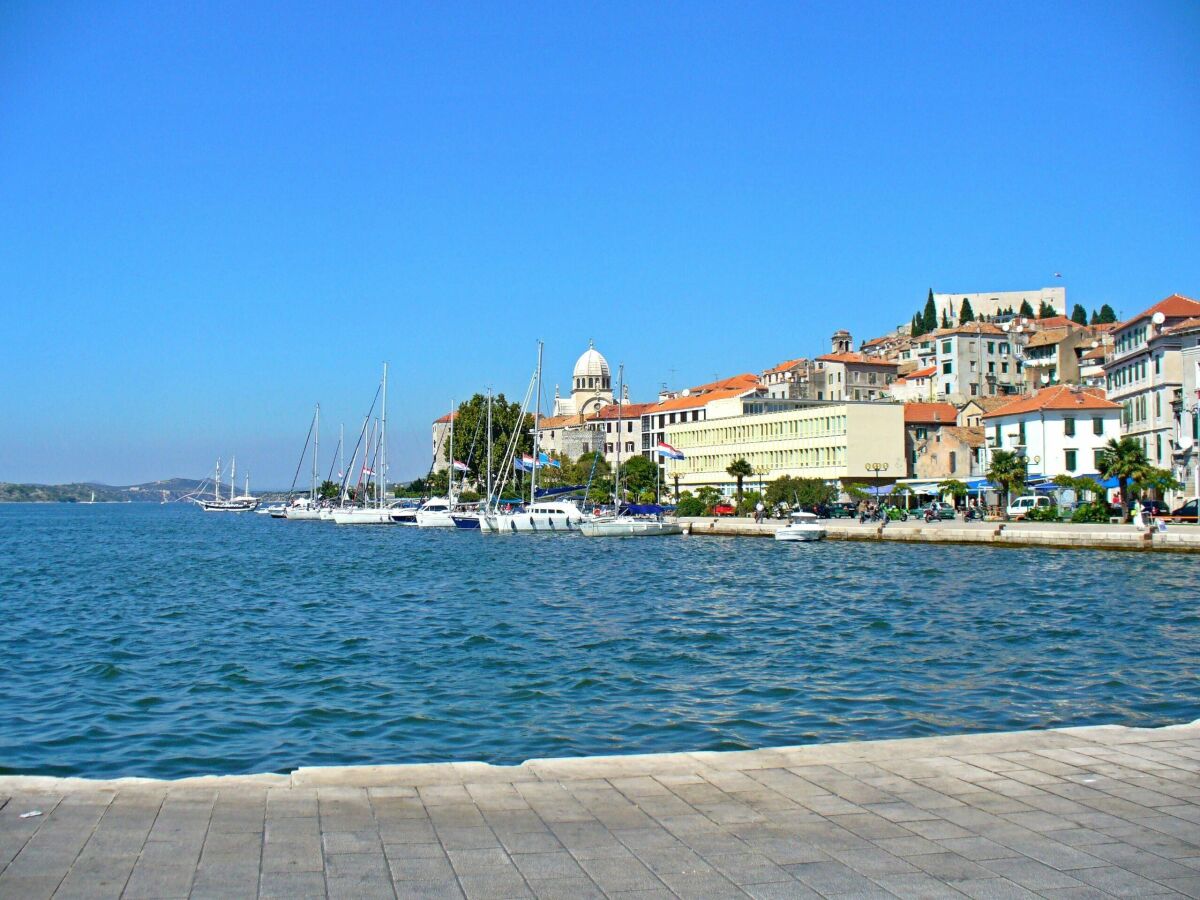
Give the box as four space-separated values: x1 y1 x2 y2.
1006 495 1052 519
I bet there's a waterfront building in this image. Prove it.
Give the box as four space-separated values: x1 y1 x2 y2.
537 402 652 469
661 395 905 496
1105 294 1200 476
932 287 1066 327
983 385 1122 481
903 403 967 478
957 396 1012 428
1167 316 1200 501
911 322 1025 404
814 331 899 402
640 374 762 465
760 358 815 399
430 411 456 473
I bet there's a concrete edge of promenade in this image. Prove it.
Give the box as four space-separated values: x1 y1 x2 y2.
3 719 1199 792
677 515 1200 552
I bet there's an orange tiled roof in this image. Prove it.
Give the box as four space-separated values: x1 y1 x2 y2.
942 425 985 447
1025 327 1074 349
1032 315 1079 330
983 385 1120 418
649 387 757 413
960 396 1012 413
762 358 806 376
433 411 458 424
687 373 760 393
1166 316 1200 334
903 365 936 379
930 322 1007 337
536 413 584 429
1120 294 1200 329
904 402 957 424
815 352 900 367
585 402 654 421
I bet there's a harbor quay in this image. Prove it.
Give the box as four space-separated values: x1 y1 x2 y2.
680 516 1200 553
2 722 1199 899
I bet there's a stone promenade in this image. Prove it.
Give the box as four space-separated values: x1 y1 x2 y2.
2 722 1199 899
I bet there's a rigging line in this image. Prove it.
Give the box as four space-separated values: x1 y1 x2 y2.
325 433 342 486
339 381 382 497
286 412 316 498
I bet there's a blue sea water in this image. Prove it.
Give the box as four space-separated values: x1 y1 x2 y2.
0 503 1196 779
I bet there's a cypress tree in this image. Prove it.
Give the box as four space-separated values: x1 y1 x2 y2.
922 294 938 333
960 298 975 323
1071 304 1088 325
1097 304 1117 324
1089 309 1100 325
1019 299 1035 318
1038 300 1056 318
941 310 950 329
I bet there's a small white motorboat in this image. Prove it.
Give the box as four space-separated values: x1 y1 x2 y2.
580 504 682 537
774 510 826 542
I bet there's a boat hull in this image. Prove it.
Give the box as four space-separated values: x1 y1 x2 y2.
451 515 481 529
284 508 324 520
479 512 583 533
198 500 259 512
579 519 682 537
774 526 826 542
416 510 457 527
331 509 394 525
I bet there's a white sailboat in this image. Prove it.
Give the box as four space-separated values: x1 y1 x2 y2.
480 342 586 534
417 397 459 527
580 364 681 537
285 404 325 520
197 458 259 511
333 364 395 525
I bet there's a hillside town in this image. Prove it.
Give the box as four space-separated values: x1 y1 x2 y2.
435 288 1200 515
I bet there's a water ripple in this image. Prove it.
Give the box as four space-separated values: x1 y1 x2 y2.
0 504 1197 778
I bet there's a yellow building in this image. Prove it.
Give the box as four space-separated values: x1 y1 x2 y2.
663 396 905 493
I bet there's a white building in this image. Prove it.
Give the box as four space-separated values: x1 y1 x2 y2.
911 323 1025 404
933 287 1066 326
1105 294 1200 478
1168 315 1200 502
982 385 1122 480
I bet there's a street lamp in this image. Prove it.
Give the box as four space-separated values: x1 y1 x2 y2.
865 462 888 507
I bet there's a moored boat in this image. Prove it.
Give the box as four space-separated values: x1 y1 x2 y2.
580 504 682 537
774 510 826 542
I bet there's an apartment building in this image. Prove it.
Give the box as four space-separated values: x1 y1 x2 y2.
1106 294 1200 470
814 331 899 402
984 386 1122 480
662 396 905 495
912 323 1024 403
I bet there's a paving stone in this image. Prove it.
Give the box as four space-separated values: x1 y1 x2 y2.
510 849 585 879
121 863 196 898
259 869 328 898
577 854 664 892
786 859 884 894
390 879 465 899
456 867 533 899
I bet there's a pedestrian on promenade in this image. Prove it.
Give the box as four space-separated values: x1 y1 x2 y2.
754 500 765 524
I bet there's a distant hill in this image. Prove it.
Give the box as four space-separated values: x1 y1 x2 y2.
0 478 209 503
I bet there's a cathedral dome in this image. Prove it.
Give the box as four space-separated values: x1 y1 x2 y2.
573 343 611 380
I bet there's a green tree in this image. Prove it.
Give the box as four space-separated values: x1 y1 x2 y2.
442 394 533 487
922 292 938 333
938 479 969 505
959 299 975 323
1038 300 1056 318
696 486 723 514
318 480 340 500
844 482 871 502
675 492 705 517
765 476 836 510
987 449 1028 518
1071 304 1088 325
1097 437 1149 522
1096 304 1117 324
621 455 658 499
1089 309 1099 325
1019 299 1035 318
911 312 925 338
1133 466 1183 500
940 310 950 329
725 457 754 505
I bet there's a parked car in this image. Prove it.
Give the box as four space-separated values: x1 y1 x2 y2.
1170 498 1198 523
711 503 736 517
1140 499 1171 517
1006 495 1052 519
826 502 858 519
918 501 956 521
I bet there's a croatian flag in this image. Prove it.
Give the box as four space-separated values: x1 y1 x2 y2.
538 452 561 468
361 465 376 476
452 460 469 473
514 455 535 472
656 442 685 460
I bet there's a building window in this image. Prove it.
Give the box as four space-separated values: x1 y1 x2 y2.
942 341 952 354
1155 355 1161 376
992 424 1001 445
949 452 957 474
1001 362 1009 374
627 422 633 432
942 361 952 374
988 361 995 374
1093 417 1103 435
1094 449 1104 469
970 383 978 396
605 443 613 453
606 422 612 433
1018 422 1026 445
1065 449 1077 471
1064 417 1075 437
1156 433 1162 461
915 427 927 439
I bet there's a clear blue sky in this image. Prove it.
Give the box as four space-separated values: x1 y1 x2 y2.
2 1 1197 485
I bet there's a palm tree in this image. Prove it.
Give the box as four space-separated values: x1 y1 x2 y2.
987 450 1027 519
1098 437 1149 522
726 457 754 506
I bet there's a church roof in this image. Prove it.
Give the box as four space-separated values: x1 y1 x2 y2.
573 342 611 379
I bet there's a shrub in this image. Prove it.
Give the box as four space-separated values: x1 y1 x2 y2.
1071 502 1111 524
1025 505 1060 522
675 497 705 517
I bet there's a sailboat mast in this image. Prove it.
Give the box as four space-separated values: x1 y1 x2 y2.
231 457 236 499
531 341 543 505
380 363 388 508
215 458 221 501
449 398 455 504
486 389 493 510
615 363 624 508
313 404 320 499
339 424 345 505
